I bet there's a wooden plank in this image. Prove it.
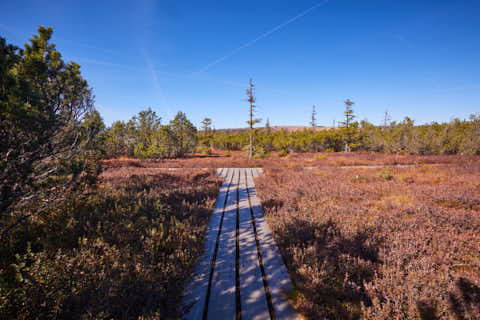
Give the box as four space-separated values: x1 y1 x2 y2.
238 168 270 320
221 168 230 179
207 168 239 319
222 168 230 180
246 169 298 320
249 167 256 179
183 168 234 319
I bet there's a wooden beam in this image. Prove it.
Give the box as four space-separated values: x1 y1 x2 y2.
183 168 233 319
246 169 298 320
207 168 239 319
238 168 270 320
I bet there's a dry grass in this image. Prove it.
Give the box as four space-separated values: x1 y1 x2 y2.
255 160 480 319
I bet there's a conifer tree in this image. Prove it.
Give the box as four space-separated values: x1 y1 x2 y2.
341 99 355 128
246 78 261 158
265 117 271 134
383 109 391 128
201 117 212 133
310 105 317 127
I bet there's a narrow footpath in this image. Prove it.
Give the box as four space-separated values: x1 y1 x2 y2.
183 168 298 320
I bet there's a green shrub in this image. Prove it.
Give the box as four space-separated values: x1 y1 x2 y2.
378 167 394 180
197 145 213 155
278 149 289 157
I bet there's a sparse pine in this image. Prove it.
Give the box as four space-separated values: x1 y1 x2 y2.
311 105 317 127
246 78 261 158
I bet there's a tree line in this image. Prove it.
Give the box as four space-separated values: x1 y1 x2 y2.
198 114 480 156
104 109 197 159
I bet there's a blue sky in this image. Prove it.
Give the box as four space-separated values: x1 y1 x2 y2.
1 0 479 128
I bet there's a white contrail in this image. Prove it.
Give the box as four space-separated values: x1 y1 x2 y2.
193 0 329 74
0 23 119 55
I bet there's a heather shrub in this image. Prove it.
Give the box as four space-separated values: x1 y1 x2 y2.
0 169 221 319
377 167 394 180
256 163 480 319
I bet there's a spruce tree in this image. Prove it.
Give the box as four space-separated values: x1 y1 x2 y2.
310 105 317 127
341 99 355 128
246 78 261 158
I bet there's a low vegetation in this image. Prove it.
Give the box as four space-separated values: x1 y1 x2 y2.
256 160 480 319
104 151 479 169
0 163 220 319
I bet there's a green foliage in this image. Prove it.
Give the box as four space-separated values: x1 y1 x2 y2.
1 27 103 239
206 114 480 156
340 99 355 128
196 145 213 155
104 110 198 159
278 149 289 157
169 111 198 157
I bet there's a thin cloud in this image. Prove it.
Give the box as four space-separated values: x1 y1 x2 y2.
193 0 329 74
74 57 139 71
54 36 120 55
0 23 119 55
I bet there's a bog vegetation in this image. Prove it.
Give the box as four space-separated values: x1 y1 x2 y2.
256 163 480 319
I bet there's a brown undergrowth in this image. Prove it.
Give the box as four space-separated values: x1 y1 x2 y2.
0 166 221 319
256 162 480 319
103 152 478 169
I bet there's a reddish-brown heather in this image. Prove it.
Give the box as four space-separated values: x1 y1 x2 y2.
255 160 480 319
1 166 221 319
103 152 478 169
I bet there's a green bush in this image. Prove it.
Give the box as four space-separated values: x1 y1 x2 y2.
278 149 289 157
378 167 394 180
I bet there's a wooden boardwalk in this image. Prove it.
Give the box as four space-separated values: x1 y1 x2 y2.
183 168 298 320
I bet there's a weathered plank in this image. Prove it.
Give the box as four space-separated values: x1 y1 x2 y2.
183 168 233 319
207 168 239 319
246 169 298 320
249 167 256 179
238 169 270 320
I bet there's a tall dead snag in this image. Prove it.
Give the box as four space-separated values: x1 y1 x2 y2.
311 105 317 127
246 78 261 158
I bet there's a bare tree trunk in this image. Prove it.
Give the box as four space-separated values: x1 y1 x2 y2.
249 130 253 158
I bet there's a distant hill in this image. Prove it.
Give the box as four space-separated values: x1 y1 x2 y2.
214 126 334 133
